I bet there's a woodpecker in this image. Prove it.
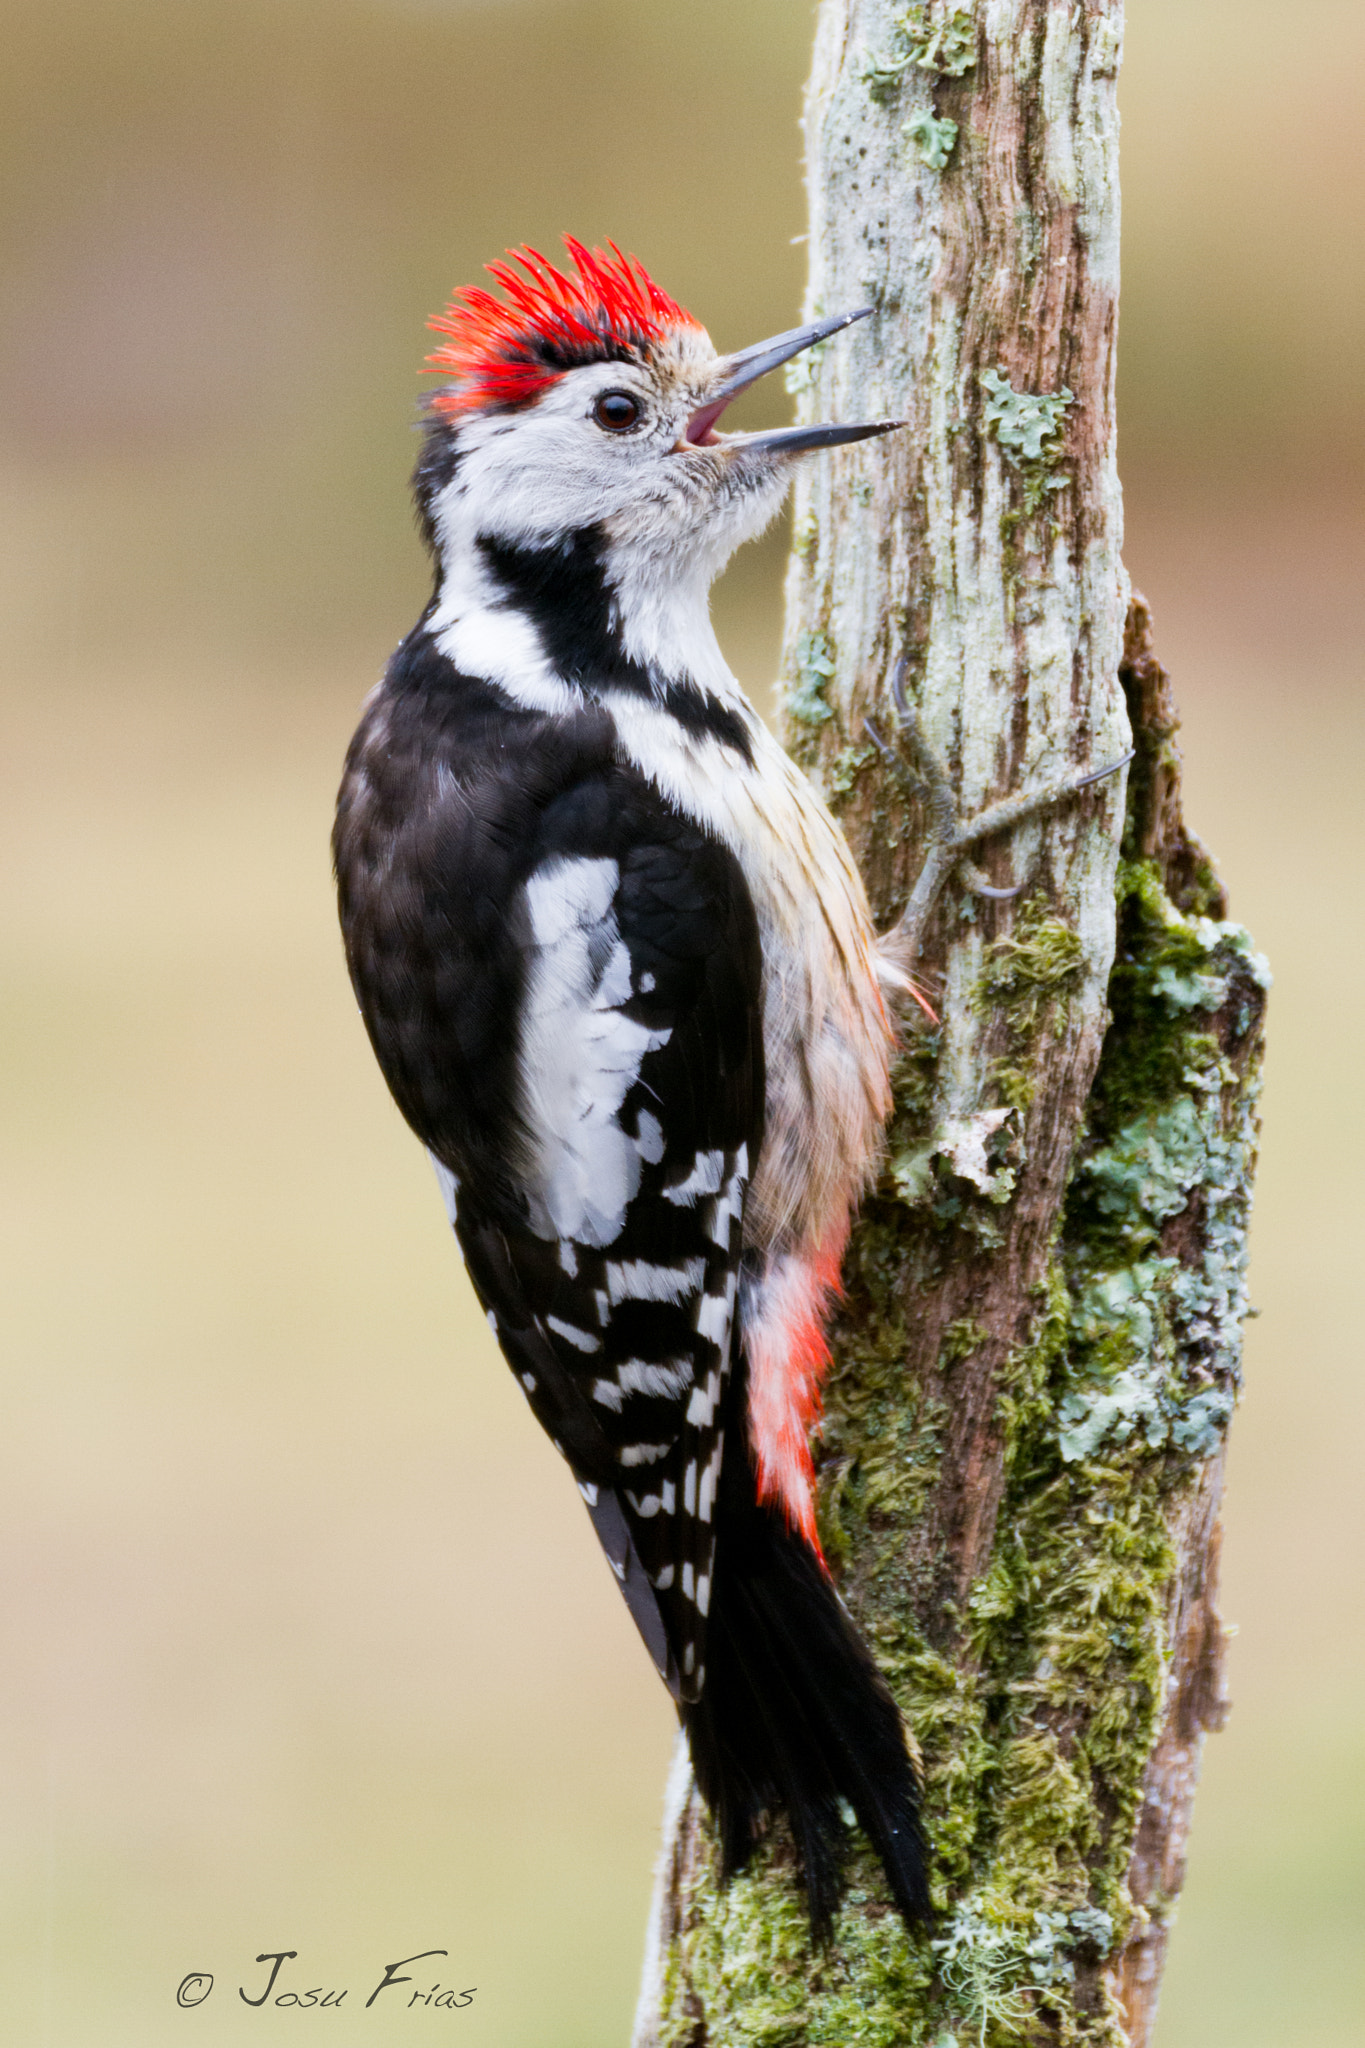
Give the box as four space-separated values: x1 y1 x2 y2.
334 237 930 1931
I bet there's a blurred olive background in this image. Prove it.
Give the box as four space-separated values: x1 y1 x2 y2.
2 2 1361 2042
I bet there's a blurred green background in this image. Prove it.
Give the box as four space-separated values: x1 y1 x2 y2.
2 2 1361 2041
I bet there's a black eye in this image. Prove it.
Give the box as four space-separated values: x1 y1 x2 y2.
593 390 641 432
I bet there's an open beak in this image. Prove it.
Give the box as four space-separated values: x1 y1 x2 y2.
682 305 903 453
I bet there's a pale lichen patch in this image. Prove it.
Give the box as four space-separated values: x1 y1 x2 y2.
1056 863 1267 1467
865 4 979 98
904 109 960 170
980 369 1076 522
785 628 839 740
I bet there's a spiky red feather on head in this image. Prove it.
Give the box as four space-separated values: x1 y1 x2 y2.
425 237 701 417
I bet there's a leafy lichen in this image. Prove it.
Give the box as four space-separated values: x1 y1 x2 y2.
1055 863 1269 1467
905 109 960 171
980 369 1075 522
979 372 1074 466
828 740 878 798
785 630 839 736
866 5 978 98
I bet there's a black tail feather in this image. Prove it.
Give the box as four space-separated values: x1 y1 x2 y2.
681 1445 931 1938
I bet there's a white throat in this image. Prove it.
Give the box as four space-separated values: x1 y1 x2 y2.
426 470 756 719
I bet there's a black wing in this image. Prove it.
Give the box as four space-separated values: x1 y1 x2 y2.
335 632 764 1700
449 811 764 1702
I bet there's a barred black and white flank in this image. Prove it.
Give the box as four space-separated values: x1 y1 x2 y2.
333 240 929 1932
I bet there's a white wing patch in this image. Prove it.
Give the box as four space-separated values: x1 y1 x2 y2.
662 1148 724 1206
625 1480 676 1518
697 1438 724 1526
708 1148 748 1247
685 1367 722 1428
590 1358 695 1412
519 855 671 1247
618 1359 693 1399
606 1256 706 1306
696 1268 738 1349
545 1314 600 1353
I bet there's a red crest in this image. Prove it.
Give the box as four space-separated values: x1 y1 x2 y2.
425 237 700 417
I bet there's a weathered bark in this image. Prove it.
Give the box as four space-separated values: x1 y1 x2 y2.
634 7 1264 2044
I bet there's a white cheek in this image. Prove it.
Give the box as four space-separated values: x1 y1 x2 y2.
454 410 644 541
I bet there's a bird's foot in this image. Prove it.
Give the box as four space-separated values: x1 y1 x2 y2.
866 660 1132 976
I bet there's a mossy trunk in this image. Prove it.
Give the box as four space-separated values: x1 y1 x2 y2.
634 6 1265 2045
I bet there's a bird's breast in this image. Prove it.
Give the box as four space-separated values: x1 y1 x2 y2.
604 691 894 1258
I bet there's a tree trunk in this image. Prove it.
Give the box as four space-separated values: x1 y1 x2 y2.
633 6 1266 2044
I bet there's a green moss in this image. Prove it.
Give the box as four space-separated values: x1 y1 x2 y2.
994 1063 1036 1116
934 1908 1037 2044
977 893 1085 1036
793 513 820 561
889 1137 939 1208
846 850 1262 2042
659 1826 940 2047
1085 860 1268 1140
942 1317 987 1365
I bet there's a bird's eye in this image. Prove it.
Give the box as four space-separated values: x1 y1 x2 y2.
593 390 641 432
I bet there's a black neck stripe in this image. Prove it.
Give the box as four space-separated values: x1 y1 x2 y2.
476 526 755 765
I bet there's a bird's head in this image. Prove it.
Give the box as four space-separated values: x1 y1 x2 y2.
414 238 899 599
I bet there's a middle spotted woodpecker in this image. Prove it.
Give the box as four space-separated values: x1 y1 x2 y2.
334 239 1126 1931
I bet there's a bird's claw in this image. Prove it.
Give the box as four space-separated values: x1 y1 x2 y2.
957 859 1028 902
870 659 1130 971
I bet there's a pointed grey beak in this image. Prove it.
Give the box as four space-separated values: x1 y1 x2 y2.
711 306 876 403
681 304 903 453
724 417 905 455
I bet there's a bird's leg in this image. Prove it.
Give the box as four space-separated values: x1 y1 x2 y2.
866 661 1133 973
